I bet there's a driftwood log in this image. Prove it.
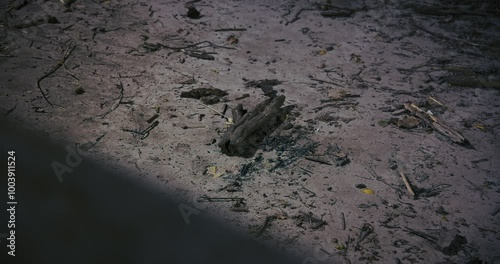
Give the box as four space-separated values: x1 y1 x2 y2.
218 95 286 157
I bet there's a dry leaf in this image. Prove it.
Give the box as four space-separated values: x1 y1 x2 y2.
328 89 347 99
361 188 375 195
474 124 486 130
226 35 239 45
397 116 421 129
206 166 225 178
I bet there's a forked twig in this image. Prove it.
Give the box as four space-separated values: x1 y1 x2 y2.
36 43 77 107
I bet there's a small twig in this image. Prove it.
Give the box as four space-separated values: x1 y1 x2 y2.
77 134 105 151
354 223 373 250
214 28 247 32
197 195 245 202
97 77 124 118
428 96 446 108
158 40 236 51
121 120 159 140
36 43 77 107
300 167 313 175
288 8 314 24
299 186 317 197
202 102 232 122
310 77 343 87
405 227 437 244
313 102 359 112
304 155 332 165
368 167 398 191
341 212 346 230
146 113 159 123
140 120 159 139
465 179 485 199
62 63 79 81
255 216 277 237
477 227 500 235
235 94 250 100
181 125 206 129
399 170 416 198
1 103 16 116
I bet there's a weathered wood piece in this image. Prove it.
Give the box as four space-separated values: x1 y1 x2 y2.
404 102 472 148
219 95 286 157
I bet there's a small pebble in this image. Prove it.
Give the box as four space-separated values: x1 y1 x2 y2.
355 184 366 189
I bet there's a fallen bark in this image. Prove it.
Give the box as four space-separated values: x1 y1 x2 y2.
219 95 286 157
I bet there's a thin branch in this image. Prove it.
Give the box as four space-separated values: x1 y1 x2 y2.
36 43 77 107
97 77 124 119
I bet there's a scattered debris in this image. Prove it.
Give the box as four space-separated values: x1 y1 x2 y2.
355 223 374 250
333 151 350 167
293 212 327 230
122 120 159 140
186 6 201 19
74 87 85 95
180 87 228 105
244 79 282 98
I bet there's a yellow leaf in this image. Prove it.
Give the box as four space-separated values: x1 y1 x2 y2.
474 124 485 130
361 188 375 195
318 50 327 55
336 244 346 250
206 166 225 178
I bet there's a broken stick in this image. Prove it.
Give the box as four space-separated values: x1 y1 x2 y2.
304 155 332 165
341 212 346 230
399 170 416 198
404 102 472 148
